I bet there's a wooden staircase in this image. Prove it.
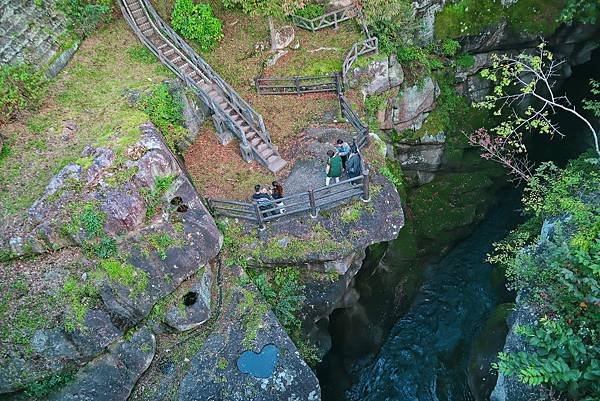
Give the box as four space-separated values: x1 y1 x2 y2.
118 0 287 173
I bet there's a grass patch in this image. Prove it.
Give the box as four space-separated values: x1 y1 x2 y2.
99 258 149 297
0 20 169 220
142 175 176 220
142 232 183 260
62 275 100 333
127 44 158 64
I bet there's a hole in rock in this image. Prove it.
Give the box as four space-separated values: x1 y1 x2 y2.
183 291 198 306
170 196 183 206
177 204 189 213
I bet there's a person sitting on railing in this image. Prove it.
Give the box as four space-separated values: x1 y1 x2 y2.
346 145 361 184
252 185 277 217
335 139 351 171
326 150 342 186
271 181 286 214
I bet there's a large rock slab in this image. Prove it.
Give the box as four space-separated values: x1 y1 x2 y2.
378 77 440 132
178 275 321 401
348 54 404 97
48 327 156 401
0 123 222 394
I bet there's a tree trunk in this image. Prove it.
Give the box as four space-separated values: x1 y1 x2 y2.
269 16 276 52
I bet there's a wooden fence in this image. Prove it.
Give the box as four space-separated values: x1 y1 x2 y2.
339 94 369 149
207 173 370 229
255 74 341 95
291 5 359 31
342 36 379 83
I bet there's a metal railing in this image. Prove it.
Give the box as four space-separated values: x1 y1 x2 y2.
207 173 370 229
255 74 341 95
342 36 379 83
291 5 359 31
118 0 276 164
339 94 369 149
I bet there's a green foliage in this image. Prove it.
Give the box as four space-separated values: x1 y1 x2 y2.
247 267 321 365
143 232 182 260
142 175 176 220
58 0 112 37
295 3 324 19
364 94 386 117
100 258 149 296
361 0 418 55
139 83 186 154
172 0 223 52
24 368 77 399
62 276 99 332
456 53 476 69
0 63 47 123
237 288 269 348
583 79 600 118
379 159 406 197
434 0 563 40
127 45 157 64
441 39 461 57
221 0 302 17
559 0 599 24
489 155 600 399
0 142 11 167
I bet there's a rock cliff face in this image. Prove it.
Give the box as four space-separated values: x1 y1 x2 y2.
0 0 78 76
0 123 222 397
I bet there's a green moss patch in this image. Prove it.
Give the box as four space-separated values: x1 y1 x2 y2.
434 0 565 40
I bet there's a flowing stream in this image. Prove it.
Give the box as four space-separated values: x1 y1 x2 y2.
344 189 521 401
317 47 599 401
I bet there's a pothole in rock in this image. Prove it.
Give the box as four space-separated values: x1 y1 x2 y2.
183 291 198 307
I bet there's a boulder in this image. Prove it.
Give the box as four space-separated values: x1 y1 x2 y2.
272 25 295 51
392 133 446 185
178 275 321 401
348 54 404 97
165 265 213 332
378 77 440 131
48 327 156 401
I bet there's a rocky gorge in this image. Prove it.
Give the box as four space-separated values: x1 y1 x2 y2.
1 0 599 400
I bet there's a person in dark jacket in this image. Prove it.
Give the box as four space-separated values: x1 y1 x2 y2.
252 185 276 216
335 139 351 170
271 181 285 214
345 146 362 183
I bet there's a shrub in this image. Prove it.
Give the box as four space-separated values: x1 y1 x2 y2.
489 154 600 399
59 0 112 37
441 38 460 57
0 63 47 123
171 0 223 52
456 53 475 69
139 83 186 153
361 0 418 54
295 3 324 19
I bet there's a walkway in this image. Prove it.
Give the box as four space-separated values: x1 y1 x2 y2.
117 0 287 173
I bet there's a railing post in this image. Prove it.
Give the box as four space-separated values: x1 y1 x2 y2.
361 171 370 203
253 202 266 230
308 189 318 218
335 73 342 95
254 77 260 94
295 77 300 94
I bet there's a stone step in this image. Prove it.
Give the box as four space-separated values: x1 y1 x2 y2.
260 148 274 159
268 157 287 174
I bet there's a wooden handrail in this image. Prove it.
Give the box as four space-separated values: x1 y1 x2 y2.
207 174 370 228
291 5 358 32
255 74 339 95
342 36 379 83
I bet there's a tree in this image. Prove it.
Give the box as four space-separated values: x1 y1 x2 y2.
358 0 417 54
221 0 303 51
469 42 600 182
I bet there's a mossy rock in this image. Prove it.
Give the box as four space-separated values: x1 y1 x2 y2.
408 172 496 239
